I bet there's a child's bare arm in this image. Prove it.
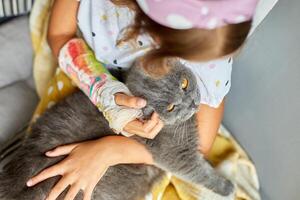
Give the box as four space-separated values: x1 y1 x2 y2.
47 0 80 57
196 100 225 156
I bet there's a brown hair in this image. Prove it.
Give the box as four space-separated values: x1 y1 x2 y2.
111 0 252 76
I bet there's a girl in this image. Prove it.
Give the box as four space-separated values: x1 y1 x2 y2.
27 0 258 199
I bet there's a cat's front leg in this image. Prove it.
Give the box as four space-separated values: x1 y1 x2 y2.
154 149 234 197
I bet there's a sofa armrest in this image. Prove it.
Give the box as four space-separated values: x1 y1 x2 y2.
0 16 33 89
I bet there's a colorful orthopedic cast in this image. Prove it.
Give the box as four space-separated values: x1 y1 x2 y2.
58 38 142 136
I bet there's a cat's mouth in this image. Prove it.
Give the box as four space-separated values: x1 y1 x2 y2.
181 110 196 122
180 101 199 121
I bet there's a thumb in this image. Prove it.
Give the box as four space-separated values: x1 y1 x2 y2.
45 143 79 157
114 93 147 109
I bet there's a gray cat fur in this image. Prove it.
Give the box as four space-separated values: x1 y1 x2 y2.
0 61 234 200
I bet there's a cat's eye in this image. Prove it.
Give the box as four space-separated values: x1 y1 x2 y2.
167 104 175 112
181 78 189 90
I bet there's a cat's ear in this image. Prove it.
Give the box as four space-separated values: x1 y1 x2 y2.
142 106 155 120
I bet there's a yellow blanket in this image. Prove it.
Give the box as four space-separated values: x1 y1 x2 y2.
30 1 261 199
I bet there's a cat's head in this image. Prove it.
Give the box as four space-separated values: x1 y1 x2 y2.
126 60 201 125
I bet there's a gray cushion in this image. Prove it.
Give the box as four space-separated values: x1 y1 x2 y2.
0 16 33 88
223 0 300 199
0 15 37 146
0 80 38 145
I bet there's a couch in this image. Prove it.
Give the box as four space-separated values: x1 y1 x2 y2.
0 16 38 145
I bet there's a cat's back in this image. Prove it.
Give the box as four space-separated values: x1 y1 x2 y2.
29 91 114 153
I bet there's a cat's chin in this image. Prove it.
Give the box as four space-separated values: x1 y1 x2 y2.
180 112 195 123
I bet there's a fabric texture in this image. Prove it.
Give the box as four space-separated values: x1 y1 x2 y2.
136 0 259 30
0 80 38 146
0 0 34 18
29 0 56 97
0 15 38 145
0 16 33 88
0 16 13 24
29 0 261 199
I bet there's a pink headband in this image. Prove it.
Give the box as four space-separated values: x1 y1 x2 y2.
136 0 259 30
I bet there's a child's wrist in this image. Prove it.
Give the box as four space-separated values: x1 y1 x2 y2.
97 80 142 135
97 136 153 166
94 136 123 166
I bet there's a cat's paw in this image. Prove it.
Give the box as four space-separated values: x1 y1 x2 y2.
212 178 235 197
214 179 235 197
198 185 235 200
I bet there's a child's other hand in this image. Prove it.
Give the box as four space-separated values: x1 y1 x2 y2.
114 93 164 139
27 139 115 200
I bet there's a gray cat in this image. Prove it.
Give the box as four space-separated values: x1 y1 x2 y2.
0 61 234 200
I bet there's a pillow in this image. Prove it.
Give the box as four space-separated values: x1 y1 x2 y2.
0 0 34 19
0 80 38 146
0 16 33 88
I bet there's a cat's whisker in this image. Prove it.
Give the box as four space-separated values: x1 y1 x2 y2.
178 123 183 143
175 124 183 145
182 121 188 143
173 124 180 144
178 122 183 143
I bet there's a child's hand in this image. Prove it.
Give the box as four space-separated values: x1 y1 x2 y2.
27 139 113 200
27 136 153 200
115 93 164 139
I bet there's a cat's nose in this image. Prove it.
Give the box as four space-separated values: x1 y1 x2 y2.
188 101 199 114
142 106 155 120
192 101 199 110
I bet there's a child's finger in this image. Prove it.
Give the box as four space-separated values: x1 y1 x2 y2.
46 176 71 200
83 187 93 200
142 113 159 133
46 143 79 157
148 120 164 139
63 183 80 200
123 120 151 138
124 118 161 139
123 120 147 137
27 164 63 187
82 168 107 200
115 93 146 108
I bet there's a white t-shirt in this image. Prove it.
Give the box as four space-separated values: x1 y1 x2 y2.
77 0 232 108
